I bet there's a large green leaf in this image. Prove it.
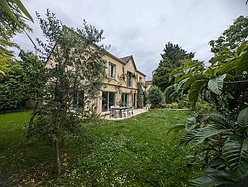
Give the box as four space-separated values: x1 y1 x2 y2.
190 169 233 187
177 74 191 83
183 74 208 92
219 57 240 74
14 0 34 22
180 129 199 145
205 112 234 128
208 74 226 95
0 0 18 23
166 124 185 135
224 73 235 82
236 50 248 75
237 41 248 56
188 80 207 109
206 67 219 77
237 107 248 127
194 125 230 144
223 139 248 179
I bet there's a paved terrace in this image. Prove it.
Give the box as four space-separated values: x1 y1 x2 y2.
101 108 148 120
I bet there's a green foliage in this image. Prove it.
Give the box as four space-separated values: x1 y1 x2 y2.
152 42 195 93
18 50 45 100
208 74 226 95
0 111 56 186
0 0 33 24
164 16 248 112
47 110 199 186
27 10 106 175
0 60 26 110
0 0 32 68
163 15 248 187
166 41 248 112
209 16 248 56
148 86 163 108
164 59 204 106
169 107 248 186
0 51 44 111
164 102 179 109
137 82 144 108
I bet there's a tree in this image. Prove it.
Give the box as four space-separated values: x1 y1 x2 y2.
0 0 33 24
18 50 45 101
167 15 248 186
168 107 248 186
137 82 145 108
0 59 26 110
27 10 106 175
164 59 204 103
0 0 33 74
0 51 44 111
209 16 248 59
152 42 195 93
148 86 163 108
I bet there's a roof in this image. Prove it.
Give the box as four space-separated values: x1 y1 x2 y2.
119 55 132 63
119 55 146 77
145 81 152 85
145 81 153 91
47 27 146 77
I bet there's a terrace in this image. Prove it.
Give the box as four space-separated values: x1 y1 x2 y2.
101 107 148 120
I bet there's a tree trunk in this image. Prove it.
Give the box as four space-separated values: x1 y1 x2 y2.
54 139 61 175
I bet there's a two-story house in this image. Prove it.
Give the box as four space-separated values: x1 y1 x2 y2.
45 27 146 115
98 52 146 114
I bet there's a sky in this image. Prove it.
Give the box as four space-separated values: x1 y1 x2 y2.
15 0 248 80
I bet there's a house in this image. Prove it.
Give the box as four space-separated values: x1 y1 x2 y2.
45 27 146 115
99 52 146 114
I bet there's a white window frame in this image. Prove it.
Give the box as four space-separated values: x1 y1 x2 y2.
127 71 132 87
108 63 116 78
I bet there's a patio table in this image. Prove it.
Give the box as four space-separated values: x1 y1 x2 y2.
111 107 128 118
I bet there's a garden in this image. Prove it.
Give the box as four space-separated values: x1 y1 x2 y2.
0 109 200 186
1 1 248 186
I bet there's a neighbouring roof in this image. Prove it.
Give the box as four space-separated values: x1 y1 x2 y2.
145 81 153 91
145 81 152 85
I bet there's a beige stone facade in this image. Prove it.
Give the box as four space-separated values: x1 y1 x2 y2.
46 42 146 115
99 52 146 114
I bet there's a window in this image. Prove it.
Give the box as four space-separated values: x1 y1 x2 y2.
102 91 116 112
139 77 142 82
127 71 132 87
108 63 116 78
121 93 129 107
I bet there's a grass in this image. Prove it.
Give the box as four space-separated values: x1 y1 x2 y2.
0 109 200 186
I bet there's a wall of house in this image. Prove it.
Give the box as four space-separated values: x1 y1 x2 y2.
96 53 146 114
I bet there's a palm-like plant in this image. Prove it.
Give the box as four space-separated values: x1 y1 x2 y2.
167 41 248 112
164 59 205 105
168 107 248 186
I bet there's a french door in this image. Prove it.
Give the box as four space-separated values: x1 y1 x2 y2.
102 91 115 112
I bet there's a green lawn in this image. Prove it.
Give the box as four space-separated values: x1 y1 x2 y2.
0 109 200 186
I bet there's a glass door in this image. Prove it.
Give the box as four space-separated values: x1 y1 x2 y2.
102 91 115 112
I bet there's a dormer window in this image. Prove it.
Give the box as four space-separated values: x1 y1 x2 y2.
108 63 116 78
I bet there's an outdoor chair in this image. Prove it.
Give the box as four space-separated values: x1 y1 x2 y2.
128 107 133 116
145 104 151 110
110 106 117 118
122 109 128 118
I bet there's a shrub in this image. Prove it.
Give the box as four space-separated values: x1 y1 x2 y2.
148 86 163 108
